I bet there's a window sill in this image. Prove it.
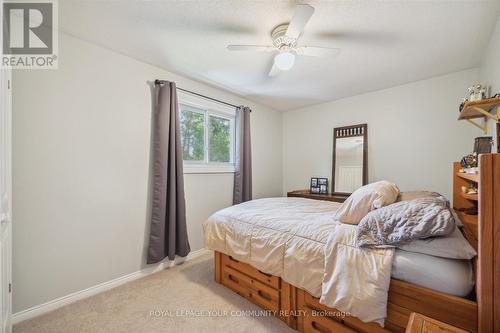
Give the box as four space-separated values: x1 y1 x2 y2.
183 164 235 174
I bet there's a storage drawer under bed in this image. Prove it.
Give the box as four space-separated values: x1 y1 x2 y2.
303 307 357 333
215 251 477 333
221 255 281 312
221 255 280 289
302 292 392 333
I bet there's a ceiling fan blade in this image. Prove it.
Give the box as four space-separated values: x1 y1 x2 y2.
286 4 315 39
227 45 275 52
268 62 280 77
296 46 341 58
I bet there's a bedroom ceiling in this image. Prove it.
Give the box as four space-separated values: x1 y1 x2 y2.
58 1 500 111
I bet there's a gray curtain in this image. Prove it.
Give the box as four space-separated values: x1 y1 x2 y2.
147 81 190 264
233 106 252 204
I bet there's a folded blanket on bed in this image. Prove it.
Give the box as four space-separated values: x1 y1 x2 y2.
321 224 394 326
356 196 456 247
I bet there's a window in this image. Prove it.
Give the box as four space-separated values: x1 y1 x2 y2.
178 92 235 173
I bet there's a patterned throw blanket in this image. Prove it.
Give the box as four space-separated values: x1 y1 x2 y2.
356 196 456 247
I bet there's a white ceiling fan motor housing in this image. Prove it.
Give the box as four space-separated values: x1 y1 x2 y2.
271 24 297 51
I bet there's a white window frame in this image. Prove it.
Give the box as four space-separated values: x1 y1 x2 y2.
178 90 236 174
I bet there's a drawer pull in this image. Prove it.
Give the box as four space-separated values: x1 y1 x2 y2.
311 320 330 333
257 290 272 301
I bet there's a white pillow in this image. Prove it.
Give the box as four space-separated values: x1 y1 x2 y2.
398 226 477 259
334 180 400 225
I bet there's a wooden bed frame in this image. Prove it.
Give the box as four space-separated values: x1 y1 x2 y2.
214 251 477 333
212 154 500 333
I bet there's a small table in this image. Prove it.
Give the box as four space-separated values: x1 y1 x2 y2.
287 189 347 203
406 313 468 333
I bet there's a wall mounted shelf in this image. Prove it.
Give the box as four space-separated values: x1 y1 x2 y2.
458 97 500 134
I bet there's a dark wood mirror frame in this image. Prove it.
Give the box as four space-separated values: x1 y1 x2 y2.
332 124 368 197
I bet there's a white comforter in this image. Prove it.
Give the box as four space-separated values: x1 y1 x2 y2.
203 197 393 325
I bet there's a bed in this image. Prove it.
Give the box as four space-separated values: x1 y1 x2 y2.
204 197 474 298
203 196 478 332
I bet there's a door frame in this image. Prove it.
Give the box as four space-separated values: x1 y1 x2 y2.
0 68 13 333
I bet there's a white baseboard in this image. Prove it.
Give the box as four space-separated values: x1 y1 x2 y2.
12 248 211 325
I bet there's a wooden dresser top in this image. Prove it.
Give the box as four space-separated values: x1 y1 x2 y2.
287 189 347 203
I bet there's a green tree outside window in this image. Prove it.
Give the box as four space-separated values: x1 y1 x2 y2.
180 109 204 161
209 115 230 163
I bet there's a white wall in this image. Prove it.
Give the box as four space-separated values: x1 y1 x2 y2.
283 69 480 199
480 16 500 151
12 33 282 313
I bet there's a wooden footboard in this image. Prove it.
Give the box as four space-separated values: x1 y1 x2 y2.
214 251 477 333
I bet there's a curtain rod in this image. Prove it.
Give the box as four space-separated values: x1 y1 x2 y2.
154 79 241 109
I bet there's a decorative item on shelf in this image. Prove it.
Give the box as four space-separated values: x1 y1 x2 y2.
459 97 468 112
467 84 487 101
310 177 328 194
474 136 493 154
461 185 478 195
460 153 477 168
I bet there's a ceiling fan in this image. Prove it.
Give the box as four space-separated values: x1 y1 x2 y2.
227 4 340 76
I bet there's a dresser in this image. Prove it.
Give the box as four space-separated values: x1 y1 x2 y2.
287 189 347 203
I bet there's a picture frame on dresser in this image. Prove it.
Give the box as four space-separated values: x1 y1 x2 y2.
310 177 328 194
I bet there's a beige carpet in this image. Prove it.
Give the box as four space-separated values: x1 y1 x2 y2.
14 253 295 333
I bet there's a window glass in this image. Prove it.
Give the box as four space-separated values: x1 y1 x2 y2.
180 105 205 162
209 115 231 163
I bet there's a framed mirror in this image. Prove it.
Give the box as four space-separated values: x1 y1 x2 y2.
332 124 368 196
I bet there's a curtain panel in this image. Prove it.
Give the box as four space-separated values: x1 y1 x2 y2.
147 81 190 264
233 106 252 204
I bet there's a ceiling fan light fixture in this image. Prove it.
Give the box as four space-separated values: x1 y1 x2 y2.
227 4 340 77
274 51 295 71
